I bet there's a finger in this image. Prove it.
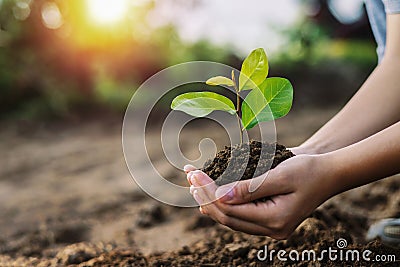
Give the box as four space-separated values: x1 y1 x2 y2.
184 164 197 174
200 201 273 236
199 206 205 214
191 172 229 212
193 188 221 213
185 165 198 185
215 170 293 204
190 173 216 206
217 197 279 224
189 185 195 194
187 172 193 185
186 169 200 185
191 170 218 203
193 189 207 205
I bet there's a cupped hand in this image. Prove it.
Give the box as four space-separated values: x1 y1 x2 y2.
184 154 335 239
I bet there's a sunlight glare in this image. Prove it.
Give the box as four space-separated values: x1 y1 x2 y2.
87 0 128 24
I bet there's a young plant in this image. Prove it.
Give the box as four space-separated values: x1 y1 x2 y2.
171 48 293 144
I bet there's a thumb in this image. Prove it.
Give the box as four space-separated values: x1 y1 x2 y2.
215 170 289 204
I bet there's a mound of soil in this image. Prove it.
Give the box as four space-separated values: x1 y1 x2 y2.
202 140 294 186
4 207 399 267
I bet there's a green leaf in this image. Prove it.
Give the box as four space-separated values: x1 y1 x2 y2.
241 77 293 129
239 48 269 91
171 92 236 117
206 76 235 87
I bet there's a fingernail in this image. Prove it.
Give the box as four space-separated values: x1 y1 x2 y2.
193 190 202 205
184 164 196 173
215 186 234 202
189 185 195 194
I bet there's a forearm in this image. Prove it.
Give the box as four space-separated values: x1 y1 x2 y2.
301 59 400 154
301 14 400 154
321 121 400 197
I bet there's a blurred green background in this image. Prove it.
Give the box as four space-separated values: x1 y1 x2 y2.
0 0 377 121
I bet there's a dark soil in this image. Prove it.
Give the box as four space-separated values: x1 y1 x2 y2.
7 210 399 267
2 117 400 266
136 205 166 228
202 140 295 186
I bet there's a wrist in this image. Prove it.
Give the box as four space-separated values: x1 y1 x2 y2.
300 135 345 155
293 143 325 155
312 153 345 200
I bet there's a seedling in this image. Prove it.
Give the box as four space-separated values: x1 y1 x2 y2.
171 48 293 144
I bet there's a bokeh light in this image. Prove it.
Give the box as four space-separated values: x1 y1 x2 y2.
41 2 63 29
13 0 31 21
87 0 128 24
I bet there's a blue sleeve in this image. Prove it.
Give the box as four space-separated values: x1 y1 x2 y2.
365 0 387 62
383 0 400 14
365 0 400 62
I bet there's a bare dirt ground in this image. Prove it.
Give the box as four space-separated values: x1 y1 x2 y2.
0 108 399 266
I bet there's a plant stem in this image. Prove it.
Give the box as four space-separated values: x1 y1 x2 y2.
231 70 243 145
236 114 243 145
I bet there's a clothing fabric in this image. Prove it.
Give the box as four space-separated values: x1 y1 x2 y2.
364 0 400 62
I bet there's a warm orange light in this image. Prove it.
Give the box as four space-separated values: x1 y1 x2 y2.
87 0 128 24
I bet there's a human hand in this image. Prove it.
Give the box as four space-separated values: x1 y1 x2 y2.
289 145 318 155
184 154 336 239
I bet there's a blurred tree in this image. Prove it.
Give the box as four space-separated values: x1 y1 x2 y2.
275 0 376 68
0 0 233 119
0 0 94 118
